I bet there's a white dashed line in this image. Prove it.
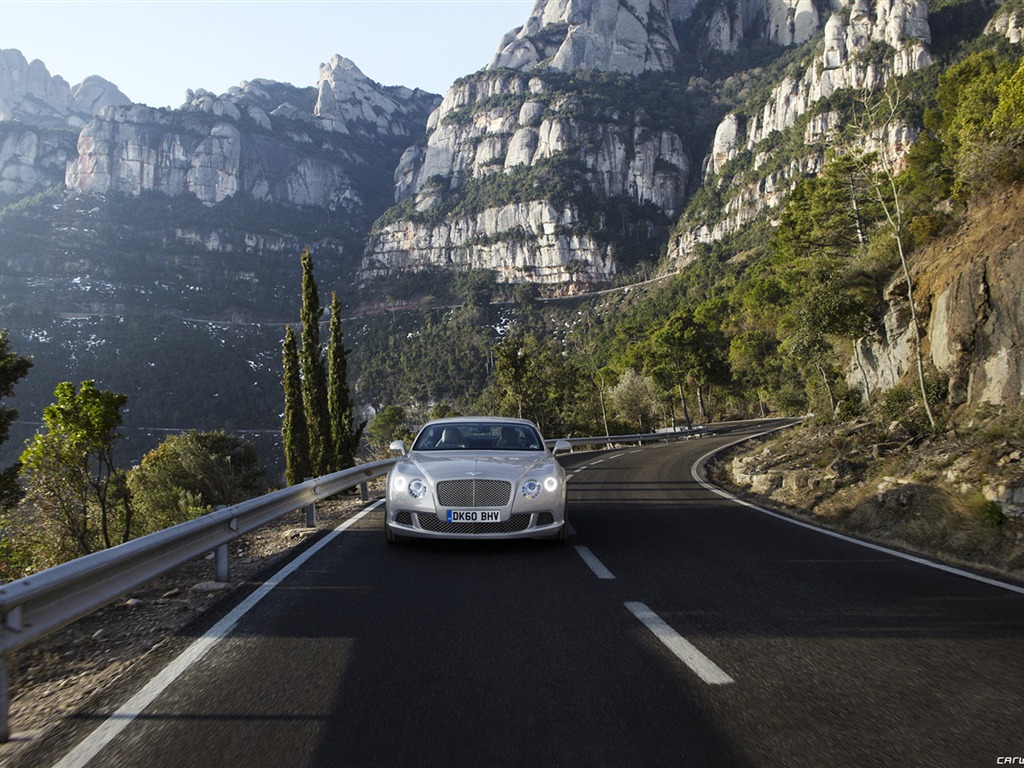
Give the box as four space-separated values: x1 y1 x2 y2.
575 546 616 580
52 501 384 768
625 601 735 686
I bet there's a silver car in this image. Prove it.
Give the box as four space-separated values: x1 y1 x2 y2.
384 417 571 544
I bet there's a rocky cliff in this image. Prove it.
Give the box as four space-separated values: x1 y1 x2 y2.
361 0 702 287
0 49 129 200
360 0 935 287
855 185 1024 408
670 0 933 261
64 59 438 208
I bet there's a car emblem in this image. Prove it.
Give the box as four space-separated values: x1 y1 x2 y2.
466 471 482 476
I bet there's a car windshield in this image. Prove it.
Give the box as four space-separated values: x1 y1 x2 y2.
412 422 544 452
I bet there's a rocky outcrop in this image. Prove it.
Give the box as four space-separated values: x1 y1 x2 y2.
672 0 932 259
0 49 129 130
987 8 1023 44
361 0 698 286
363 199 615 286
314 55 438 135
0 127 78 199
490 0 679 76
65 104 355 207
854 187 1024 408
65 69 437 207
360 68 690 285
0 49 130 198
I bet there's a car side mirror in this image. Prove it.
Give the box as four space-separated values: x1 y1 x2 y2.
389 440 407 456
552 440 572 455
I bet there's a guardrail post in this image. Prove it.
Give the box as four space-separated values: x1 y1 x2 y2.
1 657 9 743
359 481 369 502
213 505 231 582
215 545 229 582
304 502 316 528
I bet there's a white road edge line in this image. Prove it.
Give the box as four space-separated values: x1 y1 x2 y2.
575 545 615 580
52 500 385 768
625 601 735 686
690 432 1024 598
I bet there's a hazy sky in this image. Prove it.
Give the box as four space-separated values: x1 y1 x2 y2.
2 0 534 108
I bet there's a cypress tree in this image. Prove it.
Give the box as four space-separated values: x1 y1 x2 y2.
299 249 330 476
1 329 33 508
327 292 364 471
281 325 311 485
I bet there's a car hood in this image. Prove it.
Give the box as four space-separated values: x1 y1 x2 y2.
403 452 551 484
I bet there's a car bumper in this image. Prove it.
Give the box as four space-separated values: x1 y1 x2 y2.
386 509 565 540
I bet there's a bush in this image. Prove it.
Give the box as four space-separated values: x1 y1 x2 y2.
127 431 267 535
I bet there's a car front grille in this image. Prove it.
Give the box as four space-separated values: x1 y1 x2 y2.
415 512 532 535
435 479 512 507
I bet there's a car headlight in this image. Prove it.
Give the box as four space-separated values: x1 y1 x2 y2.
544 477 559 493
408 478 428 499
521 479 542 499
392 474 429 500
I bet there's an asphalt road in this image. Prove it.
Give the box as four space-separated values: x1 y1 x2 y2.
27 421 1024 767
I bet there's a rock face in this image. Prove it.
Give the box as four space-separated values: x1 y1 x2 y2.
0 49 130 198
671 0 932 260
66 103 359 207
0 49 129 130
314 55 436 136
361 67 691 286
987 8 1023 44
490 0 680 75
854 187 1024 407
361 200 614 286
65 68 437 207
362 0 700 287
363 0 935 287
0 127 78 200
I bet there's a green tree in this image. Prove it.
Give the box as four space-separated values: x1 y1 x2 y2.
608 369 661 432
128 431 266 534
327 291 364 471
300 249 331 476
488 333 581 436
18 381 132 564
647 308 730 422
282 324 311 486
366 405 410 455
0 329 32 508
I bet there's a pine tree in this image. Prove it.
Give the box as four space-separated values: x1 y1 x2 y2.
327 292 363 471
299 250 331 475
281 325 311 486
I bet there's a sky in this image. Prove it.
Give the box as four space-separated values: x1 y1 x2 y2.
1 0 535 108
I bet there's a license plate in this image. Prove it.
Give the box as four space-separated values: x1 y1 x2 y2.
447 509 501 523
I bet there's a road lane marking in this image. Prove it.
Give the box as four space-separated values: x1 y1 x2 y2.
575 546 615 580
625 601 735 686
689 438 1024 598
52 500 384 768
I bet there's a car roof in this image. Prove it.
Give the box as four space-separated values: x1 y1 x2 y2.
420 416 539 429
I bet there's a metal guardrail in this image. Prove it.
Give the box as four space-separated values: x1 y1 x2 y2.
0 425 711 741
0 457 396 741
548 425 708 449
